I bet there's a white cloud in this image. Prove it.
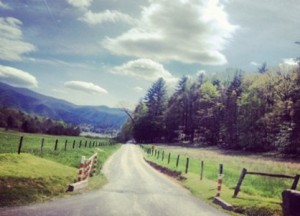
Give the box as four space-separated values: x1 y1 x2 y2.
0 17 36 61
112 58 178 83
103 0 237 65
133 86 143 92
64 81 108 95
79 10 136 25
0 65 38 88
278 58 299 71
250 61 259 66
66 0 93 9
282 58 298 66
0 1 11 9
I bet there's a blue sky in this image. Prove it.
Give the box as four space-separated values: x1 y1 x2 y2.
0 0 299 108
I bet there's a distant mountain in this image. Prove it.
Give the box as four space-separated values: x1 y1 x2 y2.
0 82 127 131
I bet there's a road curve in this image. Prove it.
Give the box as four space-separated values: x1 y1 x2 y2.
0 144 228 216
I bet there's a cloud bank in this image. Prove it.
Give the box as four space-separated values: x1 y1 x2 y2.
103 0 237 65
64 81 108 94
0 17 36 61
112 58 177 83
0 65 38 88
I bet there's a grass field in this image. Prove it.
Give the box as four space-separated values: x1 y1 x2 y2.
0 128 113 154
143 145 300 216
0 129 121 207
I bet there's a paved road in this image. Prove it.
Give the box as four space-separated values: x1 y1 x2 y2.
0 144 228 216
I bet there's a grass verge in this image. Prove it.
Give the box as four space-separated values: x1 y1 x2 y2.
0 130 121 207
0 153 76 207
142 145 300 216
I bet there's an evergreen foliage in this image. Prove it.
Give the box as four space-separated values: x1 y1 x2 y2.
119 64 300 154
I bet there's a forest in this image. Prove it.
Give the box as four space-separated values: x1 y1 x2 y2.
0 107 80 136
119 61 300 154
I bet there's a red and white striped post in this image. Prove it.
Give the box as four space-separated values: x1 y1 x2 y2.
91 155 98 177
216 164 224 197
83 158 92 180
216 174 223 197
77 156 86 182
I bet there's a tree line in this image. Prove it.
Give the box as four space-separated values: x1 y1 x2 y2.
0 107 80 136
119 62 300 154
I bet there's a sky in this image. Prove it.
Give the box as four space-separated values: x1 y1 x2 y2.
0 0 299 108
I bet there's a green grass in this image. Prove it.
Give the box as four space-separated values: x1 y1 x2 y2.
0 128 113 154
0 129 121 207
0 153 77 206
142 145 300 216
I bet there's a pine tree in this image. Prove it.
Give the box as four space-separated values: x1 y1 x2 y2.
132 78 168 143
221 71 242 149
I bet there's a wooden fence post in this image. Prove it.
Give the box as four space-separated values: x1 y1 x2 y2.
73 140 76 149
54 139 58 151
17 136 24 154
79 140 82 148
157 151 160 159
291 175 300 190
200 161 204 180
64 140 67 151
185 157 189 174
41 138 44 152
85 140 87 148
233 168 247 198
168 153 171 164
162 151 164 161
176 155 180 168
219 164 223 175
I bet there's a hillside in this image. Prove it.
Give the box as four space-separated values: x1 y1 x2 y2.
0 82 127 131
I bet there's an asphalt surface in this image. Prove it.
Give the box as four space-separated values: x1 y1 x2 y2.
0 144 228 216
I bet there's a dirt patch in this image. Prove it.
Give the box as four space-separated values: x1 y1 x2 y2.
144 159 186 181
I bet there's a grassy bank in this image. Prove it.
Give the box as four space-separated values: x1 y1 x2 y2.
0 153 77 206
143 145 300 216
0 129 121 207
